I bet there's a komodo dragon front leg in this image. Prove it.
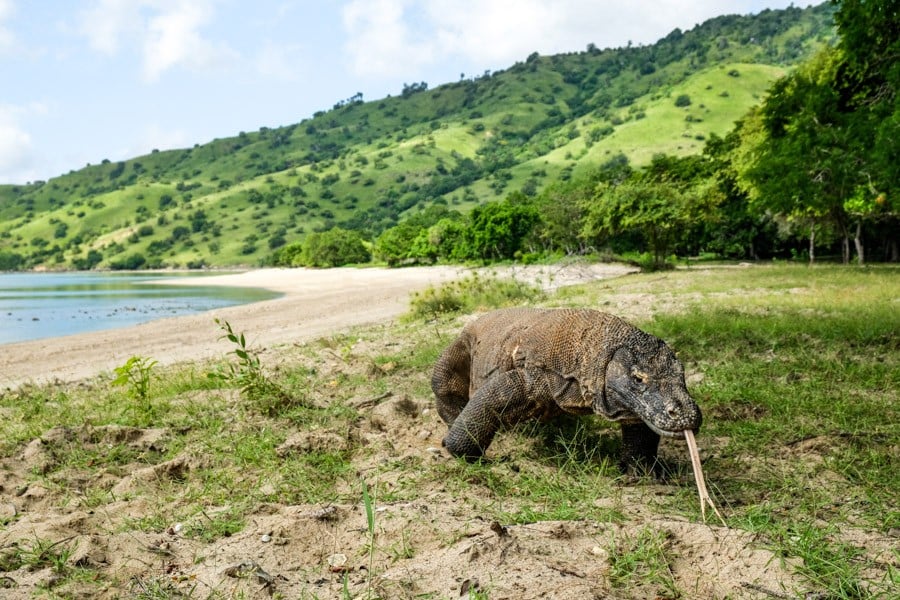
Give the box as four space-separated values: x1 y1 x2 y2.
442 370 556 460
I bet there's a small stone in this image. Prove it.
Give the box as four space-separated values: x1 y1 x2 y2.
426 446 442 455
417 429 432 439
260 534 272 543
327 553 347 569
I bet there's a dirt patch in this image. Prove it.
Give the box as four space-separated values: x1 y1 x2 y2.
0 398 818 599
0 264 893 598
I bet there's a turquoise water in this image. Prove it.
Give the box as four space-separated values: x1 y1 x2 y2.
0 272 279 345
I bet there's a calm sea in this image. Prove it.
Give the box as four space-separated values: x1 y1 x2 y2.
0 272 279 345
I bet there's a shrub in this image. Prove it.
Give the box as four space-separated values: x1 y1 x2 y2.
374 223 420 266
408 272 542 319
299 228 370 268
674 94 692 107
0 250 24 271
109 253 147 270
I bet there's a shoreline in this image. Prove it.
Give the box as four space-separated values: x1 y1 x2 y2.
0 266 466 389
0 263 635 390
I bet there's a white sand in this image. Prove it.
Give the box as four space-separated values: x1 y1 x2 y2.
0 263 635 389
0 266 460 388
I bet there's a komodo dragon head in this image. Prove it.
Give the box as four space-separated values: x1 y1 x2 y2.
597 331 702 437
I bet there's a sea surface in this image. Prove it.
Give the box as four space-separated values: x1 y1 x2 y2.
0 272 279 345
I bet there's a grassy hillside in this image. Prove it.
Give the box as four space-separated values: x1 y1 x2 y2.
0 4 835 270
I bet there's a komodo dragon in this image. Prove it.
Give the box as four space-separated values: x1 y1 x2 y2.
432 307 702 473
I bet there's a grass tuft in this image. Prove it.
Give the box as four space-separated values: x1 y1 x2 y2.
408 272 543 319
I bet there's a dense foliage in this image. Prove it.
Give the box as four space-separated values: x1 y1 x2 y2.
372 0 897 268
4 3 894 269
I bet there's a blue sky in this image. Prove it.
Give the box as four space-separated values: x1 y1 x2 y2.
0 0 808 184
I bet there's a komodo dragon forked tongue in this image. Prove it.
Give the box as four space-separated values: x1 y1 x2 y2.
684 429 727 527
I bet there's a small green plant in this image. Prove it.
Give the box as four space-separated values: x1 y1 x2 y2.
112 355 157 402
209 318 300 415
408 272 542 319
608 526 679 598
362 478 376 551
129 575 195 599
0 536 77 574
361 478 377 597
185 507 245 543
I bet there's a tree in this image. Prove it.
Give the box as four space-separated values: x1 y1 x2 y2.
702 133 785 259
529 157 632 255
374 206 465 266
72 249 103 270
733 2 900 264
460 198 539 261
0 250 24 271
109 252 147 270
831 0 899 262
737 49 859 263
374 223 419 266
299 228 370 268
674 94 692 107
582 154 720 269
583 179 683 268
409 218 467 263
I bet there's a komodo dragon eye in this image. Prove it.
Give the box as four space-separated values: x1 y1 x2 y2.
631 368 649 385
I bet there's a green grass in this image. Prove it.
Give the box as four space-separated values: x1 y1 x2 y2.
607 525 679 598
0 263 895 598
407 271 544 319
0 6 834 270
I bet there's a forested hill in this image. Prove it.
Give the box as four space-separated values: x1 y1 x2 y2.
0 3 835 270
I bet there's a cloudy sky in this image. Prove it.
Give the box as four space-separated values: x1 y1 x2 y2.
0 0 809 184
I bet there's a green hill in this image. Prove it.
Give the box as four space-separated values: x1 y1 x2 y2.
0 3 835 271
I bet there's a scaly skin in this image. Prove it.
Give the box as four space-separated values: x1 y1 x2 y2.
431 307 702 473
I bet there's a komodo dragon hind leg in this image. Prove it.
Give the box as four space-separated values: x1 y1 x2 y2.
443 370 536 461
431 336 472 427
619 422 662 477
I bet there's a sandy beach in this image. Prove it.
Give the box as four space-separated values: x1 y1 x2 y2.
0 263 635 389
0 266 461 388
0 264 634 389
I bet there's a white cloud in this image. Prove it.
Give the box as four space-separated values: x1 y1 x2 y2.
78 0 238 82
142 1 236 81
342 0 435 77
341 0 798 77
131 123 189 156
0 103 45 184
78 0 141 54
255 40 306 82
0 0 15 51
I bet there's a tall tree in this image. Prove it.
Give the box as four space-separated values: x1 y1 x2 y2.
582 154 720 269
832 0 899 261
736 1 899 264
749 48 860 262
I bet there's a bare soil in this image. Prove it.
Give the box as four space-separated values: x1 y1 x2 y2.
0 264 891 599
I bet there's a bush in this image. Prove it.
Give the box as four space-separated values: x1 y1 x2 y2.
408 272 542 319
459 198 539 261
0 250 24 271
269 242 304 266
674 94 692 107
299 228 370 268
374 223 420 266
109 253 147 270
